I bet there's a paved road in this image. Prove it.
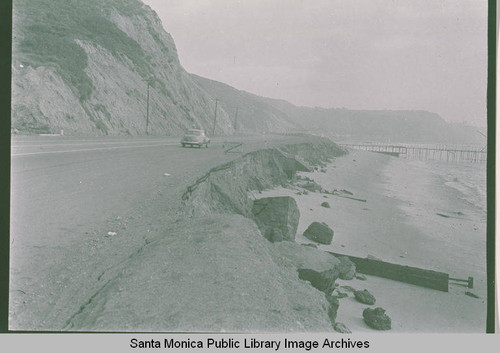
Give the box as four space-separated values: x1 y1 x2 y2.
9 134 308 329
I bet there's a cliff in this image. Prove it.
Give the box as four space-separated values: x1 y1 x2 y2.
12 0 239 135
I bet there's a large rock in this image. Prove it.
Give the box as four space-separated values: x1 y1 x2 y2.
363 307 392 330
354 289 376 305
272 242 341 293
298 268 337 293
303 222 333 245
252 196 300 242
337 256 356 280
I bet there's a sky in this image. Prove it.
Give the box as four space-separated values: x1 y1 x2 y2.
143 0 488 127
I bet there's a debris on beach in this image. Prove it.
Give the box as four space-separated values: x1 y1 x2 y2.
363 307 391 330
354 289 376 305
333 322 352 333
301 181 323 192
321 201 330 208
332 289 348 299
465 291 480 299
355 273 367 281
340 285 356 293
300 243 318 248
303 222 334 245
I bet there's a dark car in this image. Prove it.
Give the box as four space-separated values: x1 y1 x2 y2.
181 129 210 148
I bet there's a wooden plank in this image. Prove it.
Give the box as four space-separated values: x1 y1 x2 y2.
327 251 449 292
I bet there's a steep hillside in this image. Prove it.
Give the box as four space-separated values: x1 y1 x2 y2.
11 0 238 135
191 75 297 134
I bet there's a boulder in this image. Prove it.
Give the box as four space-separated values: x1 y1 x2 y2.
303 222 333 245
252 196 300 242
298 268 337 293
363 307 391 330
354 289 376 305
337 256 356 280
320 201 330 208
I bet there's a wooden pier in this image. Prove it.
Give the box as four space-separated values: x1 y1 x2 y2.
339 143 486 163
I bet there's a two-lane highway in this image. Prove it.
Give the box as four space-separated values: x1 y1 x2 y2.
9 134 305 329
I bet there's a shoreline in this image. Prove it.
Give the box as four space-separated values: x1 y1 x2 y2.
257 150 487 332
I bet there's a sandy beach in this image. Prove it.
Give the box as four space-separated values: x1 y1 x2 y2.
258 149 487 332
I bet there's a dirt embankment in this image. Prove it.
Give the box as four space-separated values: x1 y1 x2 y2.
181 139 344 217
66 138 348 331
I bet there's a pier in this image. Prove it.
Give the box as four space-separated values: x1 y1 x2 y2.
339 143 486 163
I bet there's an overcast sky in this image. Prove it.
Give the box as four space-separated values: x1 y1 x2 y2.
143 0 487 127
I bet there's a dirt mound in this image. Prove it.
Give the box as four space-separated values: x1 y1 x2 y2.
65 215 333 331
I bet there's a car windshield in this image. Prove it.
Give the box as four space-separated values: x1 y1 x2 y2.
186 130 203 136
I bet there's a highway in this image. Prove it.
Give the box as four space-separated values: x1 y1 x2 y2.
9 134 305 329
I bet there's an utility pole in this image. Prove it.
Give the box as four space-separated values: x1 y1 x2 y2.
146 81 150 135
234 107 238 132
212 98 218 136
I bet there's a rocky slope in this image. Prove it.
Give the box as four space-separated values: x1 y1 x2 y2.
12 0 244 135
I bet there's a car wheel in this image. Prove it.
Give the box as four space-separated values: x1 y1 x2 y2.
181 143 186 147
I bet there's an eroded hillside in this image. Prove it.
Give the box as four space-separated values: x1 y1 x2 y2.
13 0 246 135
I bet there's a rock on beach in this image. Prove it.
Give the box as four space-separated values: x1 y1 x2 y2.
363 307 391 330
303 222 333 245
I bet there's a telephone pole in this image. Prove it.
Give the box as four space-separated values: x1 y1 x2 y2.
146 81 150 135
234 107 238 132
212 98 218 135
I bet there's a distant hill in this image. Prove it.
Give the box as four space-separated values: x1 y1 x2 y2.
260 97 486 144
11 0 486 144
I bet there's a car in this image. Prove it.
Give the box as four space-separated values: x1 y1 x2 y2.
181 129 210 148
